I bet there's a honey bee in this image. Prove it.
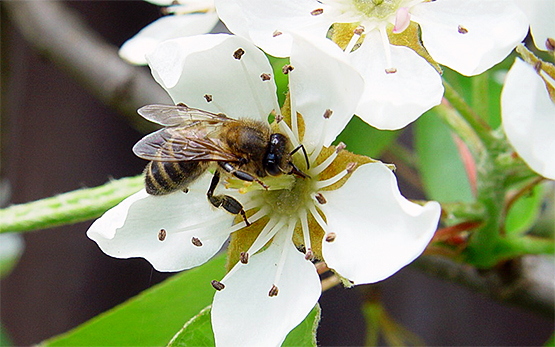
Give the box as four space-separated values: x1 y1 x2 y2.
133 103 308 226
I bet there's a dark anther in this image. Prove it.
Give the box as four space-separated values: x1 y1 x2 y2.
268 284 279 297
457 25 468 34
310 8 324 16
240 252 249 264
192 237 203 247
260 73 271 81
204 94 213 102
273 30 283 37
282 64 294 74
158 228 167 241
315 193 327 204
211 280 225 291
233 48 245 60
323 109 333 119
325 232 337 243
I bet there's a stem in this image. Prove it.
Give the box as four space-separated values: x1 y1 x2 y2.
442 79 496 147
0 176 143 234
471 71 490 122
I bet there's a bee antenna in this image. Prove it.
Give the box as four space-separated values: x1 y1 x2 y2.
289 144 310 170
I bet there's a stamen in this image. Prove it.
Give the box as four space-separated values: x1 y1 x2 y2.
221 216 286 283
344 25 364 54
233 48 245 60
158 228 167 241
393 7 411 34
310 148 338 176
191 237 203 247
299 209 313 261
314 192 327 204
278 111 301 148
282 64 294 74
546 38 555 52
173 214 236 235
308 204 330 235
379 27 396 74
310 8 324 16
308 118 330 164
240 251 249 264
323 109 333 119
226 206 269 234
235 51 270 123
211 280 225 291
260 73 271 81
268 284 279 297
314 167 349 190
325 232 337 242
269 220 295 297
204 94 213 102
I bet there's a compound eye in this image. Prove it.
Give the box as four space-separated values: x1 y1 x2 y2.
264 154 282 176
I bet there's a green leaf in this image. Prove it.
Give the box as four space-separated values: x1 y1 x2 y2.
414 111 473 203
336 116 400 158
505 183 546 237
168 304 321 347
43 255 227 347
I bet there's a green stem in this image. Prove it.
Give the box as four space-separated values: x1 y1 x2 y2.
496 236 555 259
0 176 143 234
471 72 490 123
442 79 496 148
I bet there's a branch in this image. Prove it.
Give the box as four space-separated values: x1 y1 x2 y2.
3 1 171 132
413 254 555 318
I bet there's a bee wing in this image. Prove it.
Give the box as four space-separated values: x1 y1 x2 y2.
133 126 241 162
137 104 232 126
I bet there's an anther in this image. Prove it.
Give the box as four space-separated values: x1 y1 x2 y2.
240 251 249 264
211 280 225 291
325 232 337 243
268 284 279 297
260 73 271 81
275 114 284 123
305 248 314 261
158 228 167 241
310 8 324 16
192 237 203 247
204 94 213 102
546 38 555 52
233 48 245 60
335 142 346 153
457 25 468 34
385 67 398 74
273 30 283 37
282 64 294 74
534 60 542 73
315 192 327 205
346 162 357 173
176 102 187 107
323 109 333 119
353 25 365 36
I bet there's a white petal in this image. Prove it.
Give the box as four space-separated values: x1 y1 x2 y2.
289 34 364 148
211 230 321 347
351 31 444 130
514 0 555 51
147 34 278 122
501 58 555 180
319 162 441 284
411 0 529 76
215 0 332 57
119 13 219 65
87 175 235 272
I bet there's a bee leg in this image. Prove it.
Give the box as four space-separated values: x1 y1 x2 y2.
207 171 250 226
219 162 269 190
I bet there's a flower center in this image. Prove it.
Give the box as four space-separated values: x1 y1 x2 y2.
262 175 314 217
352 0 403 20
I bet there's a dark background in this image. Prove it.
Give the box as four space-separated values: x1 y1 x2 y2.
1 1 553 346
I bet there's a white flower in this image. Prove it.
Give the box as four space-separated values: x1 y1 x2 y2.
501 58 555 180
514 0 555 51
88 34 441 346
119 0 218 65
215 0 529 130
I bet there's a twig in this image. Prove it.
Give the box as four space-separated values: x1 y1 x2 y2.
3 1 171 133
413 254 555 318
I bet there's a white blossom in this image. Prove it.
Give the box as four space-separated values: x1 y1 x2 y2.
88 34 441 346
119 0 218 65
215 0 529 130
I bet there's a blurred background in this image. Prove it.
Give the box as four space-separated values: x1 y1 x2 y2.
1 1 553 346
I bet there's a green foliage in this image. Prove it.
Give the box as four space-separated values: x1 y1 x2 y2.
414 110 473 203
336 116 400 158
42 255 227 347
168 305 320 347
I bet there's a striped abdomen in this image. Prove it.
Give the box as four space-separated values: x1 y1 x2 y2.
144 160 208 195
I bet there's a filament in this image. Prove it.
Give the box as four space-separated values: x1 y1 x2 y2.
314 168 348 190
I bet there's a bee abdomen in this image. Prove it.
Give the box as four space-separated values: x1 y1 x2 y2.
144 161 206 195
